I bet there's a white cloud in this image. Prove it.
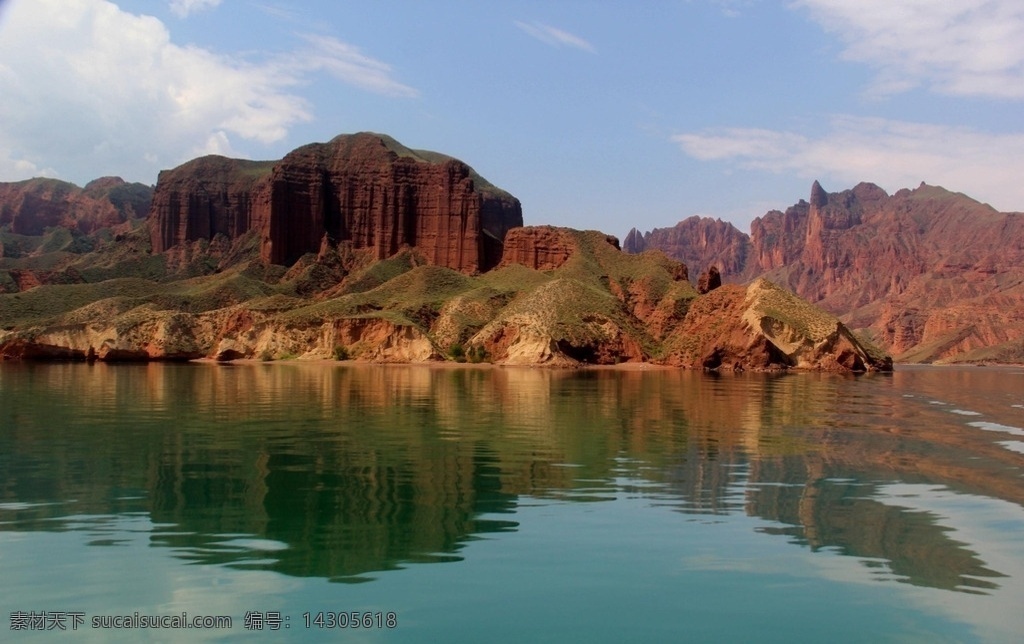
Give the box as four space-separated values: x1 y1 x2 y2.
673 116 1024 211
254 3 302 24
292 34 420 98
793 0 1024 99
0 0 417 185
169 0 221 18
514 20 597 54
713 0 756 18
0 155 58 183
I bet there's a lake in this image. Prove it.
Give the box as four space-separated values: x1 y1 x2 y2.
2 362 1023 642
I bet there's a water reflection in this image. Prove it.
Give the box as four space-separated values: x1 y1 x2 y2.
0 363 1022 592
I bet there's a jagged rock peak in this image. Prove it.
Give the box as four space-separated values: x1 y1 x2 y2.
623 227 647 253
809 180 828 208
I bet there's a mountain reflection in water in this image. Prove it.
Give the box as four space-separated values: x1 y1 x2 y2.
0 362 1022 593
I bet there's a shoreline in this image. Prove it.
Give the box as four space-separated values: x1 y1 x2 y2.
190 358 1024 371
191 357 677 371
4 356 1020 371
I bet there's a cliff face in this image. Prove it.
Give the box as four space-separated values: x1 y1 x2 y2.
0 177 152 236
149 133 523 273
629 181 1024 363
149 156 273 254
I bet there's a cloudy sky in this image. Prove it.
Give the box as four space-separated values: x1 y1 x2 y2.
1 0 1022 236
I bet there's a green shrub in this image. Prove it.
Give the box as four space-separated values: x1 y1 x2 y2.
259 350 273 362
448 342 466 363
467 345 489 364
333 345 350 361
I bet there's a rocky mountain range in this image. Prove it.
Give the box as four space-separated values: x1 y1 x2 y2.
625 181 1024 363
0 133 889 371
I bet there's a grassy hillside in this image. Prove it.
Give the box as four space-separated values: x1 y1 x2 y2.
0 221 889 370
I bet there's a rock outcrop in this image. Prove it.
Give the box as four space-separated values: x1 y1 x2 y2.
622 227 646 254
697 266 721 294
0 308 437 364
0 177 152 236
663 279 891 372
149 132 523 273
629 181 1024 363
499 226 619 271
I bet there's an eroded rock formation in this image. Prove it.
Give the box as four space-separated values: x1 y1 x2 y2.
149 156 272 254
663 279 891 372
622 227 646 254
0 137 889 372
149 133 523 273
0 309 437 364
624 217 751 282
629 181 1024 362
499 226 619 271
697 266 721 294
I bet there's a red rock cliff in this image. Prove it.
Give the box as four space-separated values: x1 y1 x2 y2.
149 156 273 254
629 181 1024 362
149 133 522 273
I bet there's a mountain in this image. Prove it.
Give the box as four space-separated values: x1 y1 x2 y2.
0 176 152 237
623 215 751 279
0 177 153 292
626 181 1024 363
0 135 888 371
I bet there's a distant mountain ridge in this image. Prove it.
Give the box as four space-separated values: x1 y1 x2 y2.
625 181 1024 363
0 176 152 236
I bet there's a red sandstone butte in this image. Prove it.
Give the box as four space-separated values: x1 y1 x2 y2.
149 132 523 273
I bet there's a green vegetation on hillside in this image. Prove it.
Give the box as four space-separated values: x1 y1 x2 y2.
0 213 888 371
1 225 689 360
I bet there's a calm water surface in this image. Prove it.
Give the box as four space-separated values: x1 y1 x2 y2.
1 363 1023 642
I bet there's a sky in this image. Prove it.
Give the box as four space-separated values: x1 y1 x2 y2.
1 0 1022 238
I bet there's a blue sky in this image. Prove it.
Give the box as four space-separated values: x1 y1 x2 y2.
1 0 1022 237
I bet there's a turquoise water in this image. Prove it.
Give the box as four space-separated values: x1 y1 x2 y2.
1 363 1023 642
